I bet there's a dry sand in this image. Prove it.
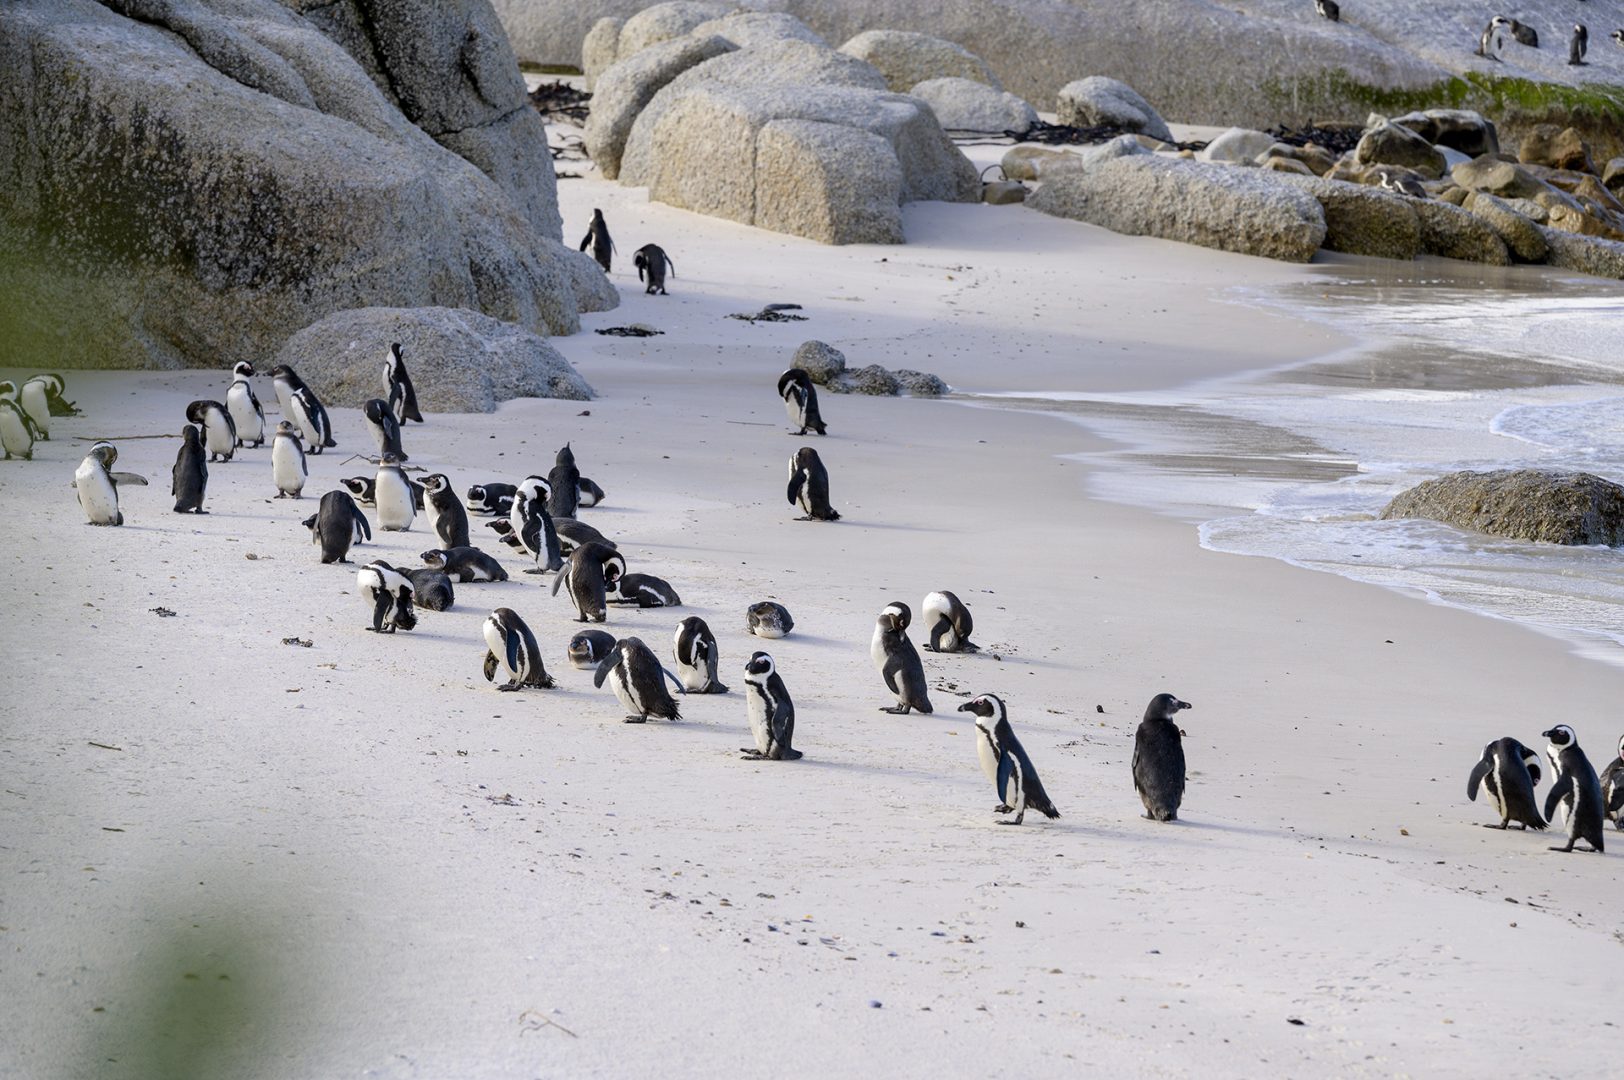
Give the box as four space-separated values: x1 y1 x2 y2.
2 167 1620 1078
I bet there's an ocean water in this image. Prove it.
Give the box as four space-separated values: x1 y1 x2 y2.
975 261 1624 665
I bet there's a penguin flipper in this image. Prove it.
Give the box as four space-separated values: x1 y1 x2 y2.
551 568 567 596
1544 774 1573 823
786 471 805 507
371 590 392 633
352 507 373 542
1467 757 1490 802
996 751 1021 808
110 472 149 486
880 655 903 696
660 666 687 696
1520 750 1541 787
505 630 523 676
593 647 622 689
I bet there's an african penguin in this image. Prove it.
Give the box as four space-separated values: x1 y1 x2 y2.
226 362 266 448
1479 15 1512 60
375 453 416 532
579 208 616 273
1613 30 1624 50
171 424 209 514
0 397 34 461
1542 725 1605 853
35 374 80 417
185 400 237 463
633 243 674 295
18 377 52 440
342 476 377 506
787 446 840 521
1467 737 1546 830
577 476 607 508
302 490 371 563
483 608 555 691
466 483 518 516
568 629 618 671
777 369 827 437
746 601 794 639
271 420 308 498
548 444 580 520
357 560 417 633
552 541 624 623
1313 0 1338 22
1374 168 1427 199
673 616 728 694
872 606 932 715
383 342 423 424
593 637 685 722
612 573 681 609
1570 23 1589 65
270 365 335 454
959 694 1059 825
922 591 977 653
403 568 454 612
511 481 563 573
1507 19 1537 48
1601 734 1624 830
742 652 800 760
420 474 470 548
74 442 146 525
421 546 508 583
1133 693 1193 822
554 518 617 558
364 398 407 462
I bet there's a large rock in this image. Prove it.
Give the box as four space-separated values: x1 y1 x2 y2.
1380 470 1624 547
692 11 828 49
1451 156 1550 200
1276 175 1422 261
1202 128 1277 165
838 29 1000 92
1027 156 1327 263
1605 157 1624 195
1056 77 1171 142
581 17 626 89
1391 109 1499 157
585 33 737 178
617 1 730 58
829 364 901 395
908 77 1036 134
279 306 594 412
0 0 609 371
792 340 847 383
1540 228 1624 280
1463 192 1549 262
1518 125 1595 175
1355 117 1446 180
1000 135 1146 181
1411 199 1512 265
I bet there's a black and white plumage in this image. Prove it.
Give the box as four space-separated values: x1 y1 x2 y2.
922 591 977 653
1601 734 1623 830
185 400 237 463
787 446 840 521
742 652 799 760
364 398 407 462
384 342 423 424
1132 693 1193 822
746 601 794 639
580 208 616 273
1479 15 1513 60
483 608 555 691
171 424 209 514
1313 0 1338 22
673 616 728 694
568 629 618 671
271 365 336 454
1542 725 1605 853
302 489 371 563
1570 23 1589 65
420 474 470 548
403 568 454 611
73 442 146 525
554 517 618 557
959 694 1058 825
226 361 265 448
1466 737 1546 830
1508 19 1537 48
552 541 625 623
375 454 416 532
421 546 508 583
548 443 580 520
593 636 684 722
577 476 607 508
1613 29 1624 50
271 421 307 498
18 377 53 439
0 397 34 461
341 476 377 506
871 607 931 715
1374 168 1428 199
634 243 675 295
777 369 827 437
34 373 80 417
511 482 563 573
612 573 681 608
466 483 518 515
357 560 417 633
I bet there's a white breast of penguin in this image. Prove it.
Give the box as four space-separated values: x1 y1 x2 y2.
976 728 1001 786
377 473 414 528
484 619 517 678
272 438 304 488
76 462 119 521
202 412 233 455
612 661 641 712
746 682 771 753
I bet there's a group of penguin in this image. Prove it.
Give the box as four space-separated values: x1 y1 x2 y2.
1309 2 1622 65
1467 728 1624 853
579 208 676 296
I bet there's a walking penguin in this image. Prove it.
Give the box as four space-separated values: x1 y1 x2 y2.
1542 725 1606 853
1132 693 1194 822
580 208 616 273
959 694 1059 825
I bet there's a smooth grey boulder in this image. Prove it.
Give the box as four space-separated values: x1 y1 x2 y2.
1391 109 1499 157
1463 192 1549 262
792 340 848 383
1027 156 1328 263
893 369 949 396
1056 77 1172 142
1411 200 1512 265
1451 156 1549 200
585 33 737 179
617 1 730 58
1355 117 1447 180
279 306 595 413
1381 470 1624 547
1202 128 1276 165
1000 135 1147 181
581 16 626 89
1540 228 1624 280
839 29 1001 92
829 364 901 395
909 77 1036 134
692 11 828 49
1275 175 1422 261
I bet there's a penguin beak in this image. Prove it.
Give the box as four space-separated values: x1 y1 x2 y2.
956 700 976 713
1540 728 1555 740
1177 700 1192 711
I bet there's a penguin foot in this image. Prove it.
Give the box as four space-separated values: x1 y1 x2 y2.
994 805 1012 813
623 716 647 724
739 749 764 758
879 706 910 714
997 818 1023 827
497 684 520 693
1548 845 1576 853
523 568 545 575
1482 822 1509 830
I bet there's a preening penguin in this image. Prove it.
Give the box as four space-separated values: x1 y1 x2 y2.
302 489 371 563
1542 725 1606 853
577 475 607 508
580 208 616 273
612 573 681 609
777 369 827 437
1133 693 1193 822
420 474 470 548
922 591 977 653
742 652 800 760
383 342 423 424
1467 737 1546 830
1478 15 1512 60
375 453 416 532
18 377 53 440
568 629 618 671
548 443 580 519
421 546 508 583
226 362 266 447
959 695 1059 825
1601 734 1624 830
74 442 146 525
341 476 377 506
673 616 729 694
271 365 336 454
552 541 625 623
593 637 684 722
512 480 563 573
185 400 237 462
364 399 407 462
554 517 618 558
357 560 417 633
1570 23 1589 65
271 420 307 498
466 483 517 516
404 568 454 611
0 397 34 461
872 606 932 715
483 608 555 691
634 243 675 295
787 446 840 521
747 601 794 639
35 373 81 417
1313 0 1338 22
171 424 209 514
1613 30 1624 50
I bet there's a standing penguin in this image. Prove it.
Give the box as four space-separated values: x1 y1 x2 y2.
0 397 34 461
787 447 840 521
18 377 52 440
1478 15 1512 60
548 443 580 520
871 606 932 715
226 362 266 448
383 342 423 424
922 591 977 653
1601 734 1623 830
73 442 146 525
512 481 563 573
1467 737 1546 830
364 399 407 462
420 474 470 548
746 601 794 639
777 369 827 437
1133 693 1194 822
633 244 675 295
579 208 616 273
301 489 372 563
593 637 684 722
552 541 625 623
171 424 209 514
271 420 308 498
1313 0 1338 22
271 365 336 454
357 560 417 633
958 694 1059 825
741 652 800 760
1542 725 1606 853
375 453 416 531
483 608 555 691
1570 23 1589 65
568 629 619 671
185 400 237 463
673 616 728 694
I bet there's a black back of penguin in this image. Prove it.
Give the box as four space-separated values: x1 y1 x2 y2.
172 424 209 513
1133 694 1192 822
1467 736 1546 830
548 444 580 519
364 398 407 461
306 489 371 563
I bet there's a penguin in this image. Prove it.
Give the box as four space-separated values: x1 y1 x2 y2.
612 573 681 609
0 397 34 461
872 606 932 715
486 517 524 553
73 442 146 525
958 694 1059 825
922 591 977 653
226 362 266 448
363 398 407 462
777 369 827 437
1467 737 1546 830
1613 30 1624 50
552 541 625 623
1570 23 1589 65
511 481 563 573
746 601 794 639
672 616 728 694
465 483 518 516
1313 0 1338 22
357 560 417 633
403 567 455 612
185 400 237 463
1132 693 1194 822
1508 19 1537 48
271 420 308 498
171 424 209 514
1601 734 1624 830
880 600 911 630
1 382 41 445
553 518 618 557
1479 15 1512 60
271 365 336 454
548 443 580 520
421 546 508 583
420 474 470 548
1374 168 1428 200
787 446 840 521
341 476 377 506
383 342 423 424
633 243 675 295
741 651 800 760
18 377 52 440
302 489 372 563
579 208 616 273
1541 724 1605 853
577 476 607 508
483 608 555 691
375 453 416 531
568 629 618 671
36 373 80 417
593 637 684 722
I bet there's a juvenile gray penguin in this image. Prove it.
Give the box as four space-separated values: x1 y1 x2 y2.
1132 693 1194 822
171 424 209 514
